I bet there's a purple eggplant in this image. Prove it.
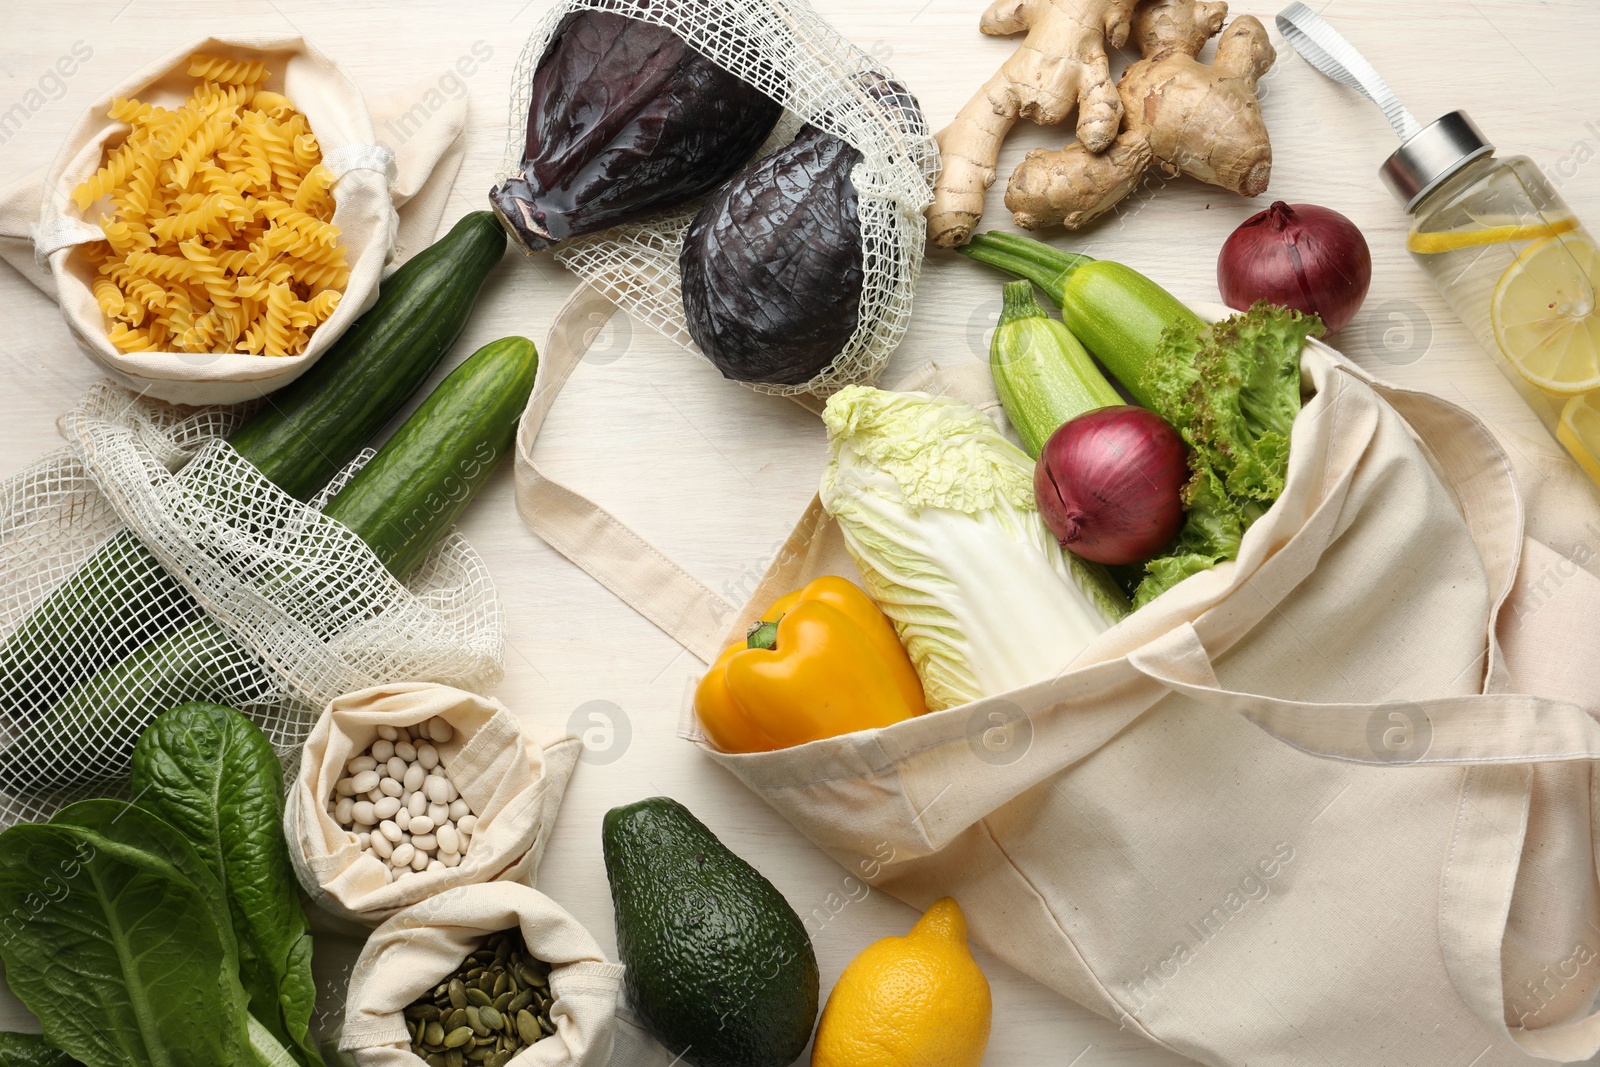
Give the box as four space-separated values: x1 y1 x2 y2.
491 9 782 255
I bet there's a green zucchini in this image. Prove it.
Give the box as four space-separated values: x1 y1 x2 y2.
1 336 539 796
961 231 1205 408
990 280 1122 458
0 212 506 727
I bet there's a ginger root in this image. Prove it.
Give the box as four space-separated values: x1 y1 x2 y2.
1007 3 1276 231
927 0 1140 249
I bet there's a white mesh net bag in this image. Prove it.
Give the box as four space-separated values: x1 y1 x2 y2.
0 384 503 828
498 0 939 397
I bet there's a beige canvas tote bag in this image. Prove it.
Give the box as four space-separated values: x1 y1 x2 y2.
513 285 1600 1067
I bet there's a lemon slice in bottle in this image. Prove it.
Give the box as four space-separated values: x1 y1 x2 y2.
1407 214 1578 254
1491 233 1600 397
1557 393 1600 487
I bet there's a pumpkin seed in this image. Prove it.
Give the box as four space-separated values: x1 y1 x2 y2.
405 927 558 1064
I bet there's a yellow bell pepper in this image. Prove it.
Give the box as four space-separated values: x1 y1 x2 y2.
695 576 927 753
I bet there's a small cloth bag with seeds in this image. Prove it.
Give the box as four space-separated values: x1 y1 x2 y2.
287 682 581 925
343 883 624 1067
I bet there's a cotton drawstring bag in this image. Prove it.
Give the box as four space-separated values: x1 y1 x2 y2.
0 34 467 405
503 0 938 398
342 882 624 1067
513 284 1600 1066
0 383 505 830
287 683 581 926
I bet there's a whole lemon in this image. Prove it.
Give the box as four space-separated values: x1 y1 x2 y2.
811 897 992 1067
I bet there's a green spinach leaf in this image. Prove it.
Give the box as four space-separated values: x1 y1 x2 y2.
129 703 318 1065
0 819 255 1067
0 1031 86 1067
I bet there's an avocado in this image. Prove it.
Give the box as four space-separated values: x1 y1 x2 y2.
602 797 819 1067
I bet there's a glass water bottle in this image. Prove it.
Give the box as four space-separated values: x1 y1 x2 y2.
1279 5 1600 490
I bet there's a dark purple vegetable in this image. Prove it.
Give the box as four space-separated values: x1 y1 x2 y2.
490 9 783 255
679 125 865 386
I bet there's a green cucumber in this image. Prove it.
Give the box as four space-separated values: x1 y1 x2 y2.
229 211 508 501
323 335 539 577
1 336 539 796
0 212 506 727
991 280 1122 458
961 231 1205 408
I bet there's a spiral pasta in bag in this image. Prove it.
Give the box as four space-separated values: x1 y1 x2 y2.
0 35 468 404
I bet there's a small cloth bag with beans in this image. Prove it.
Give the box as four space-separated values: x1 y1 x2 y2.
286 682 581 926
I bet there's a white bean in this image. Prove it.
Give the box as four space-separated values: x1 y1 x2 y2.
371 739 395 761
394 740 416 762
407 815 435 836
379 778 404 798
334 797 355 824
441 850 461 868
448 798 470 821
348 755 377 774
335 777 358 797
428 718 453 744
410 849 429 872
350 770 379 793
427 859 445 873
404 763 426 792
370 833 393 859
365 789 384 804
352 819 375 834
428 802 450 825
436 825 459 854
456 814 477 836
352 801 376 826
408 792 428 817
425 776 450 804
383 756 405 781
394 808 412 832
381 865 394 884
391 842 415 867
411 833 437 852
374 796 402 820
379 820 403 843
442 778 458 804
417 744 440 771
377 726 399 743
357 832 371 849
394 866 411 880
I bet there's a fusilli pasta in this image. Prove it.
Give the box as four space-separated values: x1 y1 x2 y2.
72 52 347 358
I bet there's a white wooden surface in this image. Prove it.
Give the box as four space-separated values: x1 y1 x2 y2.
3 2 1599 1063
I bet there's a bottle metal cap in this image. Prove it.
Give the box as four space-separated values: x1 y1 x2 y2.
1380 111 1495 214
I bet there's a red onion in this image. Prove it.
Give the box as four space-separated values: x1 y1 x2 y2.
1217 201 1372 333
1035 406 1188 566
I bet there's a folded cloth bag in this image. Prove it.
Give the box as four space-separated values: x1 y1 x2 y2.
511 285 1600 1067
342 882 624 1067
287 682 582 927
0 34 467 405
